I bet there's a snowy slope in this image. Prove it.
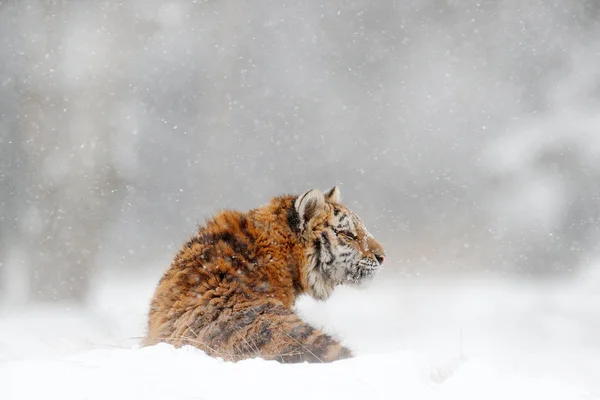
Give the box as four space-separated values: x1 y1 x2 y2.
2 344 590 400
0 268 598 400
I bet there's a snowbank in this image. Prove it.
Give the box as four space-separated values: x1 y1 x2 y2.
2 344 590 400
0 268 598 400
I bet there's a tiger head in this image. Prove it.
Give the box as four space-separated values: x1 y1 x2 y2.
293 187 386 300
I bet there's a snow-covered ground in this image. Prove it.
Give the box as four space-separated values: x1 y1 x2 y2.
1 266 598 400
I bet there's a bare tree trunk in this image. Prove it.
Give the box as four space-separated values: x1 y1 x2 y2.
13 2 128 302
17 90 126 302
0 77 22 301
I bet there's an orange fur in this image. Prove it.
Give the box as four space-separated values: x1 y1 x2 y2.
144 189 384 363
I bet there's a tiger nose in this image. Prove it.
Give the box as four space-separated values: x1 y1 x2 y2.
374 253 385 265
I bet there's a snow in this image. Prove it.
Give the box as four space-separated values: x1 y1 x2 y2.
2 345 589 400
0 268 598 400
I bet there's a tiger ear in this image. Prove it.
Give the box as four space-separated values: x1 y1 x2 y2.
325 186 341 203
295 189 326 228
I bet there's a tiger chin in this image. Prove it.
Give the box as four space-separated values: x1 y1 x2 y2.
143 186 386 363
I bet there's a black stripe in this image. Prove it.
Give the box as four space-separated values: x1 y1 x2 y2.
286 259 303 294
215 269 227 281
320 232 335 266
207 304 269 343
238 216 255 245
200 247 215 262
288 323 315 341
252 320 273 349
201 232 251 259
313 238 322 267
287 204 301 234
311 334 333 357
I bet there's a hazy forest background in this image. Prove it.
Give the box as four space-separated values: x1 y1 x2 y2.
1 0 600 304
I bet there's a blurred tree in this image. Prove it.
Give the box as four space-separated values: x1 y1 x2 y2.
1 0 600 305
2 1 134 302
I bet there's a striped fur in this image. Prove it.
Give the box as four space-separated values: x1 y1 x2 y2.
143 187 385 363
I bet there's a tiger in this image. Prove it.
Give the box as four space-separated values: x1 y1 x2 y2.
143 186 386 363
